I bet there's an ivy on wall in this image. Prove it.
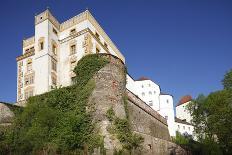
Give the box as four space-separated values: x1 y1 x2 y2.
0 54 109 154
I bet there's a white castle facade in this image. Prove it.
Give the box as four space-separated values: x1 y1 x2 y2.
126 76 176 136
16 9 176 137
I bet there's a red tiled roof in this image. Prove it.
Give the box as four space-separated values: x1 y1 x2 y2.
136 77 150 81
176 95 192 107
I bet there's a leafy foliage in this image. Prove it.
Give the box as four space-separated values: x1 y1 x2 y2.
173 131 222 155
0 54 109 154
222 69 232 90
106 99 144 153
106 107 115 122
187 69 232 155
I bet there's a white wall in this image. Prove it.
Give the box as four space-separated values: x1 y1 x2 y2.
176 101 192 123
34 19 49 95
159 95 176 137
135 80 161 111
125 78 176 137
175 122 194 136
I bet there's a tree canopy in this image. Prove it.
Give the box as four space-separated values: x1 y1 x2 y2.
222 69 232 90
187 69 232 155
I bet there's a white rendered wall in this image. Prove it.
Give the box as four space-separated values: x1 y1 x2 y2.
126 75 139 95
175 122 194 136
176 101 192 123
159 95 176 137
135 80 161 111
34 19 50 95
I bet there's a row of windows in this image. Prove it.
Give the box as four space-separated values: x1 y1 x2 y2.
141 84 152 88
177 125 191 131
142 91 156 96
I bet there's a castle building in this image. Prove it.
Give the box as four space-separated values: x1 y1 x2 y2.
126 75 176 137
16 8 176 137
176 95 193 123
16 9 125 103
175 95 195 138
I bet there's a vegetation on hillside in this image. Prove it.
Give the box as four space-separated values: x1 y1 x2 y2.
0 54 109 154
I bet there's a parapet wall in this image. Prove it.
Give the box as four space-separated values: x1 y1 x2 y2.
127 90 170 141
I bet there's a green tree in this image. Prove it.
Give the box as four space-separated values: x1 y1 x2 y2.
187 69 232 154
222 69 232 89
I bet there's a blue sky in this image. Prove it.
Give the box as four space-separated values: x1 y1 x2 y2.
0 0 231 105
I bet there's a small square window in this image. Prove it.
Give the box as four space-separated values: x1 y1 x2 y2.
148 100 153 106
53 28 58 35
165 116 168 120
95 32 100 39
104 42 108 48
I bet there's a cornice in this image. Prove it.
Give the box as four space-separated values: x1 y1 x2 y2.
16 51 35 62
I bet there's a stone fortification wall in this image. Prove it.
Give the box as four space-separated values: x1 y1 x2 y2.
89 54 186 154
0 102 20 126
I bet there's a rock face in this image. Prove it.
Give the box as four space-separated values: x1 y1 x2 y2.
89 54 187 155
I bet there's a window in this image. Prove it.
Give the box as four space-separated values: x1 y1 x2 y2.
25 74 34 86
38 37 44 51
52 76 57 86
95 32 100 39
148 100 153 106
149 91 152 95
154 91 156 94
183 126 185 130
27 59 32 72
104 42 108 48
142 92 145 96
148 84 151 87
70 44 76 55
51 59 57 71
52 44 57 55
70 61 76 71
188 127 190 131
25 89 33 100
167 99 169 103
96 48 100 54
53 28 58 35
141 85 144 88
178 125 180 129
40 42 44 50
70 28 76 35
165 116 168 120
